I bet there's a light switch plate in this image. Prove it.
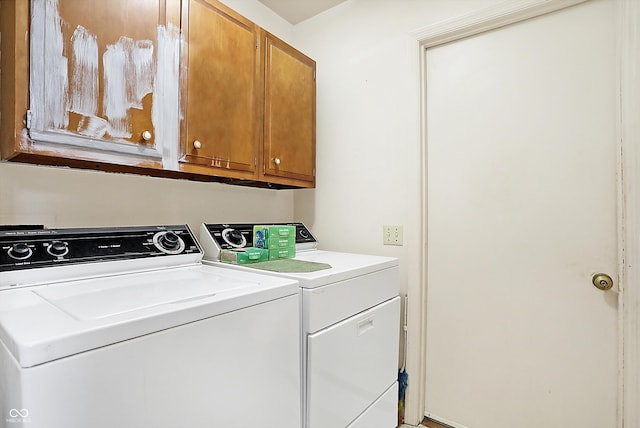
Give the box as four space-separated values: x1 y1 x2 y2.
383 225 403 246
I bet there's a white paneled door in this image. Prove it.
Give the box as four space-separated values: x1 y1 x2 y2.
424 1 617 427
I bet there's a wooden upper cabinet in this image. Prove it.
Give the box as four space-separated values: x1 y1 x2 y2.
262 32 316 187
1 0 315 187
180 0 261 180
28 0 180 164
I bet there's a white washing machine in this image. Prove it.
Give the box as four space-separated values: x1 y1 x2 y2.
199 223 400 428
0 225 300 428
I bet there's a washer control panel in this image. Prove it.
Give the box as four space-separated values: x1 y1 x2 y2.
203 222 317 252
0 225 200 272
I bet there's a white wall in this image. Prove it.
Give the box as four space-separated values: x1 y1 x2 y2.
0 0 295 239
0 162 294 238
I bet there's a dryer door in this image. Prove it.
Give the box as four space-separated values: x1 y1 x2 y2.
306 296 400 428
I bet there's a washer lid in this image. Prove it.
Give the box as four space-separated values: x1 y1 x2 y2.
0 265 298 368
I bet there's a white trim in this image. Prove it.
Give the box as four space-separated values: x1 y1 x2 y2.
401 38 429 427
408 0 630 427
619 0 640 426
424 412 469 428
411 0 587 48
615 1 625 427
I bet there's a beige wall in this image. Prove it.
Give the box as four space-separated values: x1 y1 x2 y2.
0 162 294 239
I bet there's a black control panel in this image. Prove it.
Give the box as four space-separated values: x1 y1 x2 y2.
204 222 316 250
0 225 201 272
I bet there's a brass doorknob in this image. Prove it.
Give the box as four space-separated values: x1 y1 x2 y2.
592 273 614 291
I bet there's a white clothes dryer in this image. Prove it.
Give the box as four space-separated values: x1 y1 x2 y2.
200 223 400 428
0 225 300 428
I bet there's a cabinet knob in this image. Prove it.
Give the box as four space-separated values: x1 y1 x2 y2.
194 140 202 149
141 130 152 141
274 157 281 165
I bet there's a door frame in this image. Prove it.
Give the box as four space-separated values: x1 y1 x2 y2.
403 0 640 426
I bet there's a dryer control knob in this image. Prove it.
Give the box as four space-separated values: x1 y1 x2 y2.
227 230 244 246
8 243 32 260
47 241 69 257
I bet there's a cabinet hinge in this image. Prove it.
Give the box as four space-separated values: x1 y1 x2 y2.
313 70 316 80
254 156 257 167
313 167 316 177
26 110 33 129
256 36 259 50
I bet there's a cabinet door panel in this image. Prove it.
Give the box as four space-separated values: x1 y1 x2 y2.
263 34 316 186
29 0 173 160
181 0 260 178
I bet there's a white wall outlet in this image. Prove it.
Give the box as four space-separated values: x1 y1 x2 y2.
383 225 403 246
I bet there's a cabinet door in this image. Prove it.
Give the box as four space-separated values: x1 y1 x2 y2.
29 0 177 161
262 33 316 187
180 0 261 179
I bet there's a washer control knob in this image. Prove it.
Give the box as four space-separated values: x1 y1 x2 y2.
8 243 32 260
153 231 186 254
299 229 309 239
158 231 180 250
47 241 69 257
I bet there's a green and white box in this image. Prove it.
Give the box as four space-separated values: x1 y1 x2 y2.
253 225 296 250
268 247 296 261
220 247 269 264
